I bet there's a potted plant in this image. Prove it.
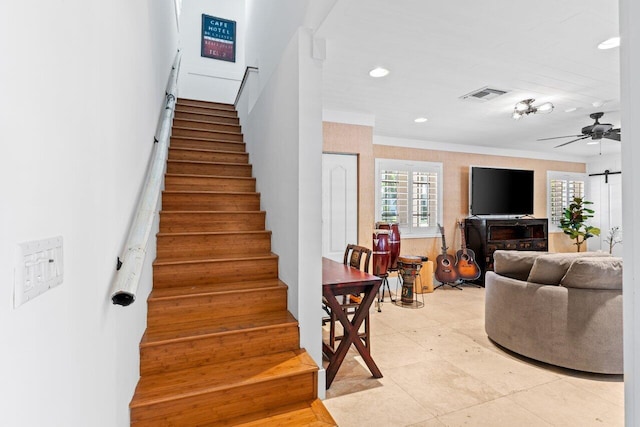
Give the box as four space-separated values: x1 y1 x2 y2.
559 197 601 252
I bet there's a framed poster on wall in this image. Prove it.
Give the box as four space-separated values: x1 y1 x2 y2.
201 14 236 62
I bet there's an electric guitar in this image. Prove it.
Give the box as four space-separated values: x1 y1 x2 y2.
435 224 459 283
455 220 481 280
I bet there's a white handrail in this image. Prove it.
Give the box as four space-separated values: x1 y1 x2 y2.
110 50 181 306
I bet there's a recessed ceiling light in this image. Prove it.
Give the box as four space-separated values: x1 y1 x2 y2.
369 67 389 78
592 101 604 107
587 140 600 145
564 107 578 113
598 36 620 50
414 117 428 123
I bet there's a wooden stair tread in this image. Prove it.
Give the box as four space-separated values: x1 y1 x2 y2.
160 208 265 215
131 350 317 408
149 278 286 300
169 147 249 156
177 99 235 110
170 135 245 144
153 253 277 267
162 190 259 196
167 159 250 167
165 173 255 181
173 117 240 128
156 230 271 237
142 310 297 343
225 399 337 427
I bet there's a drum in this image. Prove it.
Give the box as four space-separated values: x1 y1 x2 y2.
375 222 401 270
397 256 423 304
372 230 391 277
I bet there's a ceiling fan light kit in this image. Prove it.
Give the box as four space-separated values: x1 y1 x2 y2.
512 98 554 119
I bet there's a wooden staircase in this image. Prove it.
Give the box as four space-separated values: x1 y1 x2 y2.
129 99 336 426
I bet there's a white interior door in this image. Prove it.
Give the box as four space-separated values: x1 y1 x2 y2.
322 154 358 262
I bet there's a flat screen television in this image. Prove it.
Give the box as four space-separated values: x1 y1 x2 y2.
470 167 534 216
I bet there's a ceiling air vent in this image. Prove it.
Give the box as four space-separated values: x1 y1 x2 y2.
460 86 508 102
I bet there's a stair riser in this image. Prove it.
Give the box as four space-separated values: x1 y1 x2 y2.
131 372 316 425
173 118 241 134
161 193 260 211
164 175 256 192
153 257 278 288
146 288 288 331
159 212 265 232
177 99 235 111
168 148 249 164
156 232 272 260
140 324 300 375
172 127 244 141
170 137 245 152
167 161 252 177
174 110 239 125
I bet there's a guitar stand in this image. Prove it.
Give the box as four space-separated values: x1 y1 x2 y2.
434 280 463 291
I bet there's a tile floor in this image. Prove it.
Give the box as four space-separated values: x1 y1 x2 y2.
322 285 624 427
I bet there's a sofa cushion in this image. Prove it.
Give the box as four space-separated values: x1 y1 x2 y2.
561 257 623 290
527 252 610 285
493 250 546 281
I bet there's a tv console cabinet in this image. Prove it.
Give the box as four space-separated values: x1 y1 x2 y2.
465 218 548 284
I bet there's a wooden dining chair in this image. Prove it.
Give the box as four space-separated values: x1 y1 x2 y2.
323 244 373 350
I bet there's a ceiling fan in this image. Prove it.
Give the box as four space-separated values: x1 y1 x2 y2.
537 112 621 148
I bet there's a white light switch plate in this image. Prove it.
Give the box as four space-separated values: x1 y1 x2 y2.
14 236 64 308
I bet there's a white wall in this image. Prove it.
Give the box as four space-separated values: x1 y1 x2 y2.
0 1 178 425
178 0 245 103
620 0 640 425
237 27 325 393
244 0 309 95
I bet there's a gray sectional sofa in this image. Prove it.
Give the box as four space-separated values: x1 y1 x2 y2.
485 250 623 374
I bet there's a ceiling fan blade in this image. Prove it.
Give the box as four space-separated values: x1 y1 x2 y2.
554 136 589 148
605 131 621 141
537 135 583 141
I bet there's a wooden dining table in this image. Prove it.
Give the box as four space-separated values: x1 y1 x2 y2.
322 257 383 388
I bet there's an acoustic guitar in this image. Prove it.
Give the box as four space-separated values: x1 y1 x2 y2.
455 220 481 281
435 223 459 283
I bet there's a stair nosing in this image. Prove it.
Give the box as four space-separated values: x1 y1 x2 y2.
167 159 250 167
165 173 255 181
170 135 245 143
156 230 271 237
162 190 259 195
148 280 286 302
160 209 265 214
168 147 249 155
153 253 277 266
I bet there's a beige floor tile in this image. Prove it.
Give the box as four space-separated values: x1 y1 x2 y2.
323 286 625 426
507 379 624 426
563 372 624 407
435 396 552 427
385 359 503 416
407 418 447 427
445 346 561 395
368 332 442 370
323 378 434 427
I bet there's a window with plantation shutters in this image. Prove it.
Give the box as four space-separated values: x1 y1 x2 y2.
547 171 587 230
376 159 443 237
